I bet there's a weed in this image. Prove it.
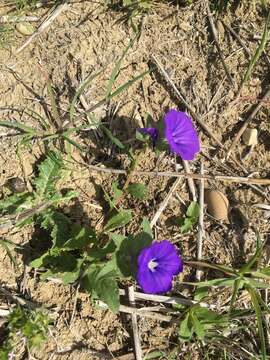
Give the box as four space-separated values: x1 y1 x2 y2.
0 306 49 359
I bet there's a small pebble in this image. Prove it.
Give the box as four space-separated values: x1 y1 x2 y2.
15 22 35 36
8 177 26 193
205 189 229 221
242 128 258 146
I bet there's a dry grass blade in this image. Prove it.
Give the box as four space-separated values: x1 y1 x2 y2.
150 177 182 228
206 1 233 85
226 86 270 159
183 160 197 202
151 55 223 147
16 2 69 54
237 12 270 97
128 286 143 360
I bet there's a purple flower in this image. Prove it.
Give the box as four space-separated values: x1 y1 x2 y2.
164 109 200 160
137 128 159 143
137 240 183 294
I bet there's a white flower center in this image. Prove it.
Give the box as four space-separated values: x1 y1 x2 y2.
148 259 158 272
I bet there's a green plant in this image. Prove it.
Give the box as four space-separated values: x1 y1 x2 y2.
180 201 200 233
0 151 77 228
184 235 270 359
0 306 49 359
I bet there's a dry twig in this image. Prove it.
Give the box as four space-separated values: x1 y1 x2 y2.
128 286 143 360
206 1 233 85
150 177 182 228
16 2 69 54
183 160 197 202
226 86 270 159
196 162 204 281
150 55 223 147
83 163 270 185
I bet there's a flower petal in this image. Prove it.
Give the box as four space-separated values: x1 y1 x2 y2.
137 128 159 143
137 266 173 294
148 240 183 276
164 109 200 160
136 240 183 294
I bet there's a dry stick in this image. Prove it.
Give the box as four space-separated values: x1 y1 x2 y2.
0 16 40 23
183 160 197 202
196 163 204 281
85 164 270 185
128 286 143 360
119 289 211 309
226 86 270 159
16 2 69 54
150 177 182 228
150 55 223 148
206 1 234 85
221 20 250 58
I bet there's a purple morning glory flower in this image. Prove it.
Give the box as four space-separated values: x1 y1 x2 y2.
164 109 200 160
137 128 159 143
137 240 183 294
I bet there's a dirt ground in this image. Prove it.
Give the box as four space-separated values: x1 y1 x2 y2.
0 0 270 359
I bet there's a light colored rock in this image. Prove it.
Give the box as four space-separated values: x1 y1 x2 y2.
242 128 258 146
205 189 229 221
16 23 35 36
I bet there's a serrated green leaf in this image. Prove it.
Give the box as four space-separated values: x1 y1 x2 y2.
127 183 147 200
0 192 32 216
104 209 132 232
34 152 63 200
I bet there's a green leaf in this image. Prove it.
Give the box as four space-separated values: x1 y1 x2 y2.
230 278 244 311
191 312 205 340
63 225 96 250
180 202 200 233
104 209 132 232
186 201 200 218
0 192 32 216
179 313 193 341
112 181 123 204
194 286 209 301
41 258 83 285
0 120 37 134
141 217 153 238
240 233 263 275
49 211 71 248
96 272 120 312
101 126 125 150
110 232 127 249
127 183 147 200
185 277 236 287
34 152 63 200
246 285 267 360
82 264 120 312
69 67 106 122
